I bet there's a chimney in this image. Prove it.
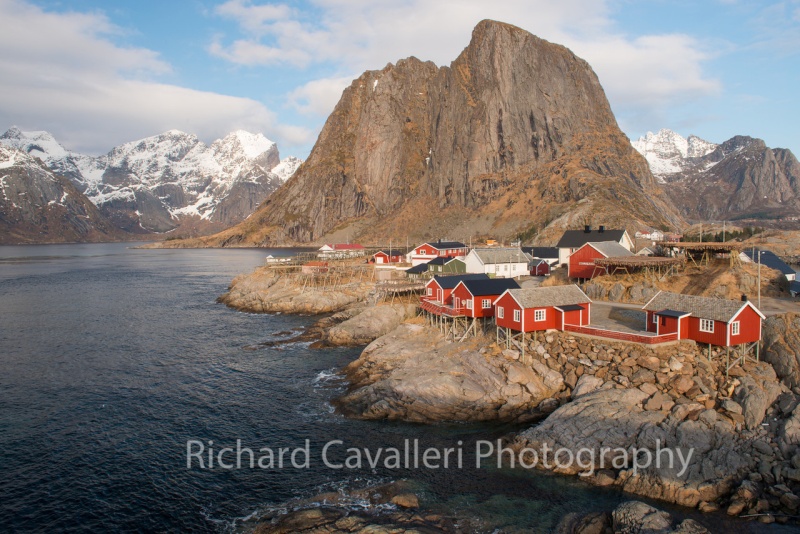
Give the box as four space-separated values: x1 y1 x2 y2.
741 294 748 302
584 225 591 233
599 225 605 233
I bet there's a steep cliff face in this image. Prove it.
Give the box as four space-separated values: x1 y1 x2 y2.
202 20 682 247
0 146 121 244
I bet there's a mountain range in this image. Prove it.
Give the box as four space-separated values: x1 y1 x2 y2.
633 129 800 223
0 145 121 244
0 127 301 240
176 20 683 248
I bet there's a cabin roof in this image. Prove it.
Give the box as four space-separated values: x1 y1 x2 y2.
459 278 520 296
742 249 795 276
586 241 634 258
556 229 627 249
431 273 489 289
504 285 591 309
470 247 532 264
419 241 467 250
643 291 764 322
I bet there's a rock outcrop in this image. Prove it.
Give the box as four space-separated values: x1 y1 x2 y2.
326 304 418 346
762 313 800 388
179 19 682 248
336 324 563 423
218 267 372 314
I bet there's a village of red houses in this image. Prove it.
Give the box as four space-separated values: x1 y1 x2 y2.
282 226 798 370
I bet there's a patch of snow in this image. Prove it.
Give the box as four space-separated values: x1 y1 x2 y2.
373 79 378 90
632 128 717 180
271 156 302 182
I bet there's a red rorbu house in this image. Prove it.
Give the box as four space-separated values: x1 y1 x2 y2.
494 285 592 333
451 278 520 318
422 274 490 303
568 241 634 281
642 291 765 347
373 250 404 264
530 258 550 276
407 241 469 266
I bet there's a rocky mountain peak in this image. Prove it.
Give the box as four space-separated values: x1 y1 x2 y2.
198 20 682 247
632 129 716 180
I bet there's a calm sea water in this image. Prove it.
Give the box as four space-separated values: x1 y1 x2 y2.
0 244 779 532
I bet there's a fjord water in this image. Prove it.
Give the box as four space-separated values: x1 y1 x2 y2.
0 244 754 532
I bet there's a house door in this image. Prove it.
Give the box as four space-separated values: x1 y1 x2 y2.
437 289 443 302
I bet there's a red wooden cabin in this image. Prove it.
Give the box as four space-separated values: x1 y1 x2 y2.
422 274 490 303
494 285 591 333
451 278 520 318
568 241 633 281
642 291 764 347
373 250 403 264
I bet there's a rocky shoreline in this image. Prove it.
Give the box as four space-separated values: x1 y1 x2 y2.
223 266 800 526
247 480 714 533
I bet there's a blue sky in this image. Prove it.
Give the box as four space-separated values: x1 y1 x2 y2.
1 0 798 159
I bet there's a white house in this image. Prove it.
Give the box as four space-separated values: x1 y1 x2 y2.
464 247 532 278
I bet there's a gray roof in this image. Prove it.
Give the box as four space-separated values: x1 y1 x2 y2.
643 291 762 322
505 285 591 308
742 249 796 276
471 247 532 264
586 241 634 258
522 246 559 259
556 229 627 248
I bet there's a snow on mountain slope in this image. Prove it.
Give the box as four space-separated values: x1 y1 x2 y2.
0 145 120 243
632 129 717 181
0 127 302 233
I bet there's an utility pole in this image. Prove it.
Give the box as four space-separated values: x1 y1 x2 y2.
758 250 762 309
722 221 726 242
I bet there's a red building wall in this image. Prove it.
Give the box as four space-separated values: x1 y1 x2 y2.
522 306 560 331
687 317 728 346
568 245 604 280
494 293 522 331
531 262 550 276
728 305 762 345
452 284 502 318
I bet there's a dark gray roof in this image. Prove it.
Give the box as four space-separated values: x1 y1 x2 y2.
522 246 559 259
406 264 428 274
587 241 634 258
643 291 763 322
506 285 591 308
656 309 692 318
424 241 467 250
556 304 585 312
742 249 796 276
460 278 520 296
427 257 448 266
432 273 489 289
556 229 627 249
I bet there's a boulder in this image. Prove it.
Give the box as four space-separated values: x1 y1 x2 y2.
572 375 604 399
327 304 417 346
735 375 782 430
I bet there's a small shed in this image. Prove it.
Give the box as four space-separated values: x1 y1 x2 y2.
302 261 329 274
530 258 550 276
373 250 403 264
494 285 591 333
643 291 765 347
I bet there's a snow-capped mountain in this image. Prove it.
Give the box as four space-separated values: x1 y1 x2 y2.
0 145 120 243
0 127 302 233
632 129 717 181
633 129 800 222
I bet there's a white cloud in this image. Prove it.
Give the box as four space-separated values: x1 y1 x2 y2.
287 76 355 116
0 0 297 154
209 0 720 134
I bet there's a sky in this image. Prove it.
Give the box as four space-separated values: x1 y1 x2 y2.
1 0 798 159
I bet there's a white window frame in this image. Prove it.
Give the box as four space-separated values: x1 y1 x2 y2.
497 307 504 319
427 287 432 296
699 318 714 333
513 309 521 322
534 309 546 322
482 299 491 309
731 321 740 336
652 314 657 324
466 299 473 310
